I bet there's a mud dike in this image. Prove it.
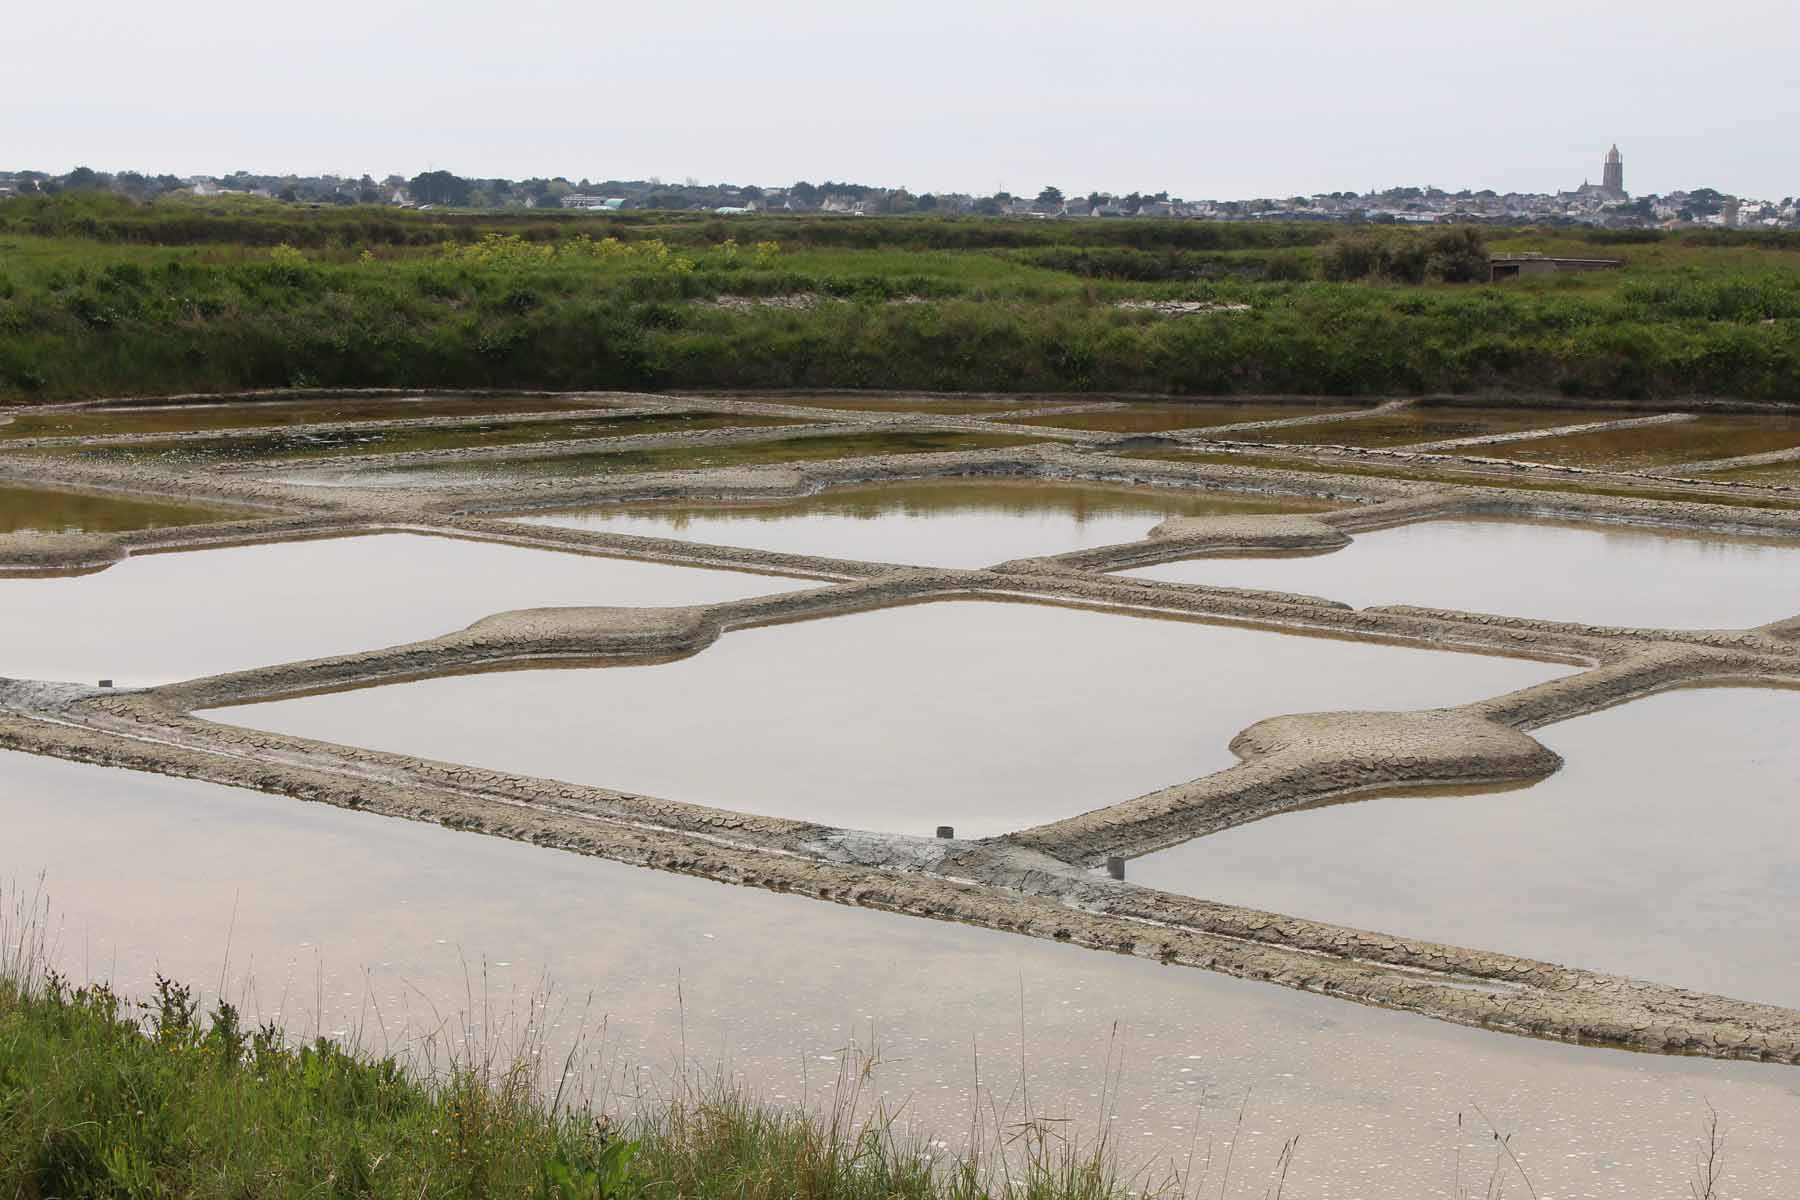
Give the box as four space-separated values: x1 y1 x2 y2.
4 388 1800 1063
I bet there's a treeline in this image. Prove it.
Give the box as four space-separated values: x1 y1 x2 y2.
0 193 1340 252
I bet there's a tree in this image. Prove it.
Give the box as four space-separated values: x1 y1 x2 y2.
1684 188 1727 218
1424 226 1489 283
408 170 472 207
63 166 102 191
1036 186 1063 205
917 193 938 211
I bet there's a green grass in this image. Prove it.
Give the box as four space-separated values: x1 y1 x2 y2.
0 888 1151 1200
2 193 1798 404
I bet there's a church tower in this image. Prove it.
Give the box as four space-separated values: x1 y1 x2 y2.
1603 145 1625 198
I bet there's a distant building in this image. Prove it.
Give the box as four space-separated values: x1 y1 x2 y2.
1602 144 1625 198
561 194 625 210
1489 252 1623 282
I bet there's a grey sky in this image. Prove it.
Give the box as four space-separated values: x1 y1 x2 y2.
11 0 1796 198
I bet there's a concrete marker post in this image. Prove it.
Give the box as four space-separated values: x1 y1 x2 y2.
1106 855 1126 881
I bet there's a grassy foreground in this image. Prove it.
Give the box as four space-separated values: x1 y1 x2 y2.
1 193 1798 404
0 935 1137 1200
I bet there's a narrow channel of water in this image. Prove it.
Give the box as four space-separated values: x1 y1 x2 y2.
510 479 1334 568
1129 687 1800 1009
1119 516 1800 629
0 393 620 439
1001 401 1362 433
4 751 1795 1199
209 600 1566 838
1242 405 1633 448
0 533 814 686
283 431 1044 488
49 414 809 464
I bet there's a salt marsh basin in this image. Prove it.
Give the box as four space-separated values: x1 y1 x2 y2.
1119 516 1800 629
510 478 1336 568
0 483 240 535
5 748 1796 1199
1128 687 1800 1009
0 532 813 686
207 599 1566 838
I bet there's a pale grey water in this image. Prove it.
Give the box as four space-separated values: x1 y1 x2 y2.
0 533 814 686
1119 517 1800 629
5 750 1797 1199
1130 687 1800 1009
209 600 1567 838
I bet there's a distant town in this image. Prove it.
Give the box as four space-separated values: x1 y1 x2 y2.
3 147 1795 229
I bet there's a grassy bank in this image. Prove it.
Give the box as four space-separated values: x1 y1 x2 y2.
1 194 1798 404
0 929 1140 1199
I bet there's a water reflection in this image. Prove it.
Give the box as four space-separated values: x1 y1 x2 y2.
5 750 1795 1197
1120 517 1800 629
210 600 1565 837
288 432 1046 488
0 484 237 535
1504 416 1800 470
0 533 812 685
513 479 1335 568
1131 687 1800 1008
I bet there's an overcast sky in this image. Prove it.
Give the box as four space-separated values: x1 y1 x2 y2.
11 0 1796 199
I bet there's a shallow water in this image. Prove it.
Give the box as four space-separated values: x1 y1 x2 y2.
1500 415 1800 470
510 479 1335 567
49 413 809 464
0 533 813 686
210 600 1565 838
1119 516 1800 629
1130 687 1800 1008
286 431 1045 488
5 750 1797 1199
1002 402 1361 434
0 393 618 439
1715 461 1800 488
0 484 237 535
1244 405 1633 448
683 392 1083 415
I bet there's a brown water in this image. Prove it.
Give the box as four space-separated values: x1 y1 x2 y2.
0 484 237 535
1124 448 1800 511
285 432 1045 489
1243 406 1634 448
0 533 814 686
209 600 1565 838
509 479 1336 568
1120 517 1800 629
0 393 619 439
1002 402 1362 434
5 750 1797 1198
1500 415 1800 471
681 392 1084 416
47 414 810 464
1130 688 1800 1009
